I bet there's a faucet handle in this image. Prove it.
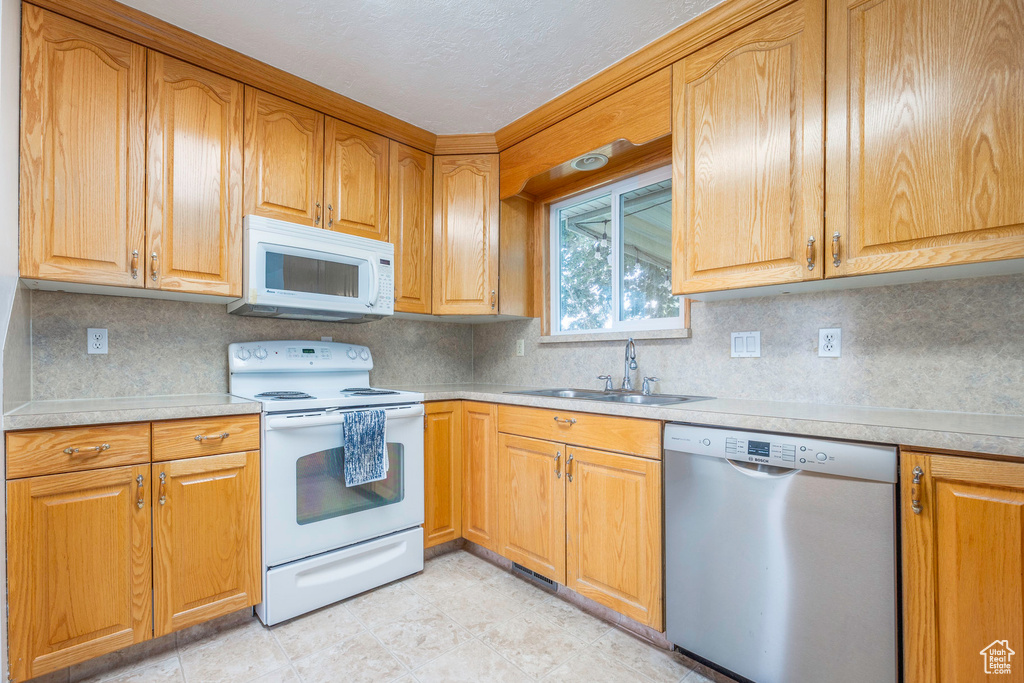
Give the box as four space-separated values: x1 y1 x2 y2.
641 376 661 396
597 374 614 391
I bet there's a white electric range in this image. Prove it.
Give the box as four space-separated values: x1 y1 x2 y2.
229 340 425 625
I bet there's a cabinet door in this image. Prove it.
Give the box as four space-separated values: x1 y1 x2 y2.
672 0 824 294
152 451 261 637
462 402 499 552
902 451 1024 683
147 52 243 296
243 87 324 226
424 402 462 548
390 142 433 313
432 154 500 314
827 0 1024 277
20 6 146 287
325 118 389 240
7 465 151 682
565 446 662 629
498 433 565 582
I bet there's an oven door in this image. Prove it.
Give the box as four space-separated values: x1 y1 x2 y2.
263 403 424 567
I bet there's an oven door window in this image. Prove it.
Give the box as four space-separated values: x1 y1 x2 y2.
295 443 405 525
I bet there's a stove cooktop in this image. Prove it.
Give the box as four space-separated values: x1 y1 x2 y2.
256 391 316 400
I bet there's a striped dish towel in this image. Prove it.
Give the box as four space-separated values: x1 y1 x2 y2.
342 409 388 486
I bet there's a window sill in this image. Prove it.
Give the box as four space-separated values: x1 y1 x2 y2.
539 328 692 344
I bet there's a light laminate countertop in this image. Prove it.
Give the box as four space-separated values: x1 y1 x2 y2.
3 394 262 431
383 383 1024 459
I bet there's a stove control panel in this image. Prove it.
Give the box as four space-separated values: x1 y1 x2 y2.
229 340 373 372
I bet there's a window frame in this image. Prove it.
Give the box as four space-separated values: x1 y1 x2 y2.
548 165 680 336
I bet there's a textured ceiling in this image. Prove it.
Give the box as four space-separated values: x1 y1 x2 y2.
118 0 725 134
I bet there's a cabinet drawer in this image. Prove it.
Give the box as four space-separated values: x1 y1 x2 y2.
6 423 151 479
152 415 260 461
497 405 661 459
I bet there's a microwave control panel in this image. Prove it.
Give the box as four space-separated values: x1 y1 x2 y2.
376 258 394 312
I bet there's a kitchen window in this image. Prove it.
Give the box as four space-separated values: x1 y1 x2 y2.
549 167 680 335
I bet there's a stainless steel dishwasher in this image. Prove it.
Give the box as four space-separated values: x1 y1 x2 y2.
664 424 898 683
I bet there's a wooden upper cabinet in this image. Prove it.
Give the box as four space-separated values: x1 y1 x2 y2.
432 154 500 315
20 6 146 287
147 52 243 296
462 402 499 552
672 0 825 295
243 87 325 227
152 451 261 637
325 118 389 240
424 402 462 548
827 0 1024 277
902 451 1024 683
565 446 662 630
7 465 152 682
390 142 433 314
498 433 566 582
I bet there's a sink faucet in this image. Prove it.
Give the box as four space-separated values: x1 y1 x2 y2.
622 338 638 391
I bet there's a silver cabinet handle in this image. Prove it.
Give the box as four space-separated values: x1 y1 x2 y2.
130 249 139 279
806 236 816 271
831 232 842 267
159 472 167 506
327 203 334 228
194 432 230 442
911 466 924 514
490 290 496 310
136 474 145 509
566 453 574 483
63 443 110 456
554 452 561 479
553 416 577 425
315 201 321 226
151 252 159 281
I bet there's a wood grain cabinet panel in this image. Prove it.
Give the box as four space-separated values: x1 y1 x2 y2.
151 414 261 462
432 154 500 315
6 423 151 479
325 118 389 240
565 446 662 630
827 0 1024 277
497 405 662 460
498 433 566 582
147 52 243 296
243 87 324 226
20 5 146 287
902 451 1024 683
389 142 433 313
672 0 825 294
7 465 152 682
424 402 462 548
152 451 261 636
462 402 499 552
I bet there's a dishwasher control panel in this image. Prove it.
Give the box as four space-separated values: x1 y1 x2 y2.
664 424 897 483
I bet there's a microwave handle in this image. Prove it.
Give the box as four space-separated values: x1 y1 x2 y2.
264 404 423 430
367 258 380 309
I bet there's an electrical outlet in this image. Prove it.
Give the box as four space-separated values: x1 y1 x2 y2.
730 331 760 358
819 328 842 357
87 328 108 355
515 339 525 357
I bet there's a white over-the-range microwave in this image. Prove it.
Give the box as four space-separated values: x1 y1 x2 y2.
228 215 395 323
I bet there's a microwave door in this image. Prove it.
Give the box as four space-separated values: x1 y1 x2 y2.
258 242 373 310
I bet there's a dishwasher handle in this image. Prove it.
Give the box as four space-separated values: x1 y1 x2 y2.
727 458 799 478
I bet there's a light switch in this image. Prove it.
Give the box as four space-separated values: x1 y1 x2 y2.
731 331 760 358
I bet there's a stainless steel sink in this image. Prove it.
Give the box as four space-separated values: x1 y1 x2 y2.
507 388 710 406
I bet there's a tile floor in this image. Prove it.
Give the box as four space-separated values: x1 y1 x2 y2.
32 550 734 683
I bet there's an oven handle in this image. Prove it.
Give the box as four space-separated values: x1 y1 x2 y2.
264 404 424 430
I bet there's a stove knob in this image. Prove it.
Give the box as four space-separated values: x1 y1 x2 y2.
235 348 251 361
359 349 370 361
347 348 358 359
254 347 268 360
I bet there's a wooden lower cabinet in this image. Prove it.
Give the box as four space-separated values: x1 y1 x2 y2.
565 446 663 630
902 451 1024 683
7 465 152 682
498 433 567 582
462 402 500 552
153 451 261 636
424 402 462 548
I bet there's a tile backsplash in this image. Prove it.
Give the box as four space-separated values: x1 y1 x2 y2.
473 274 1024 415
12 273 1024 416
25 291 474 401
